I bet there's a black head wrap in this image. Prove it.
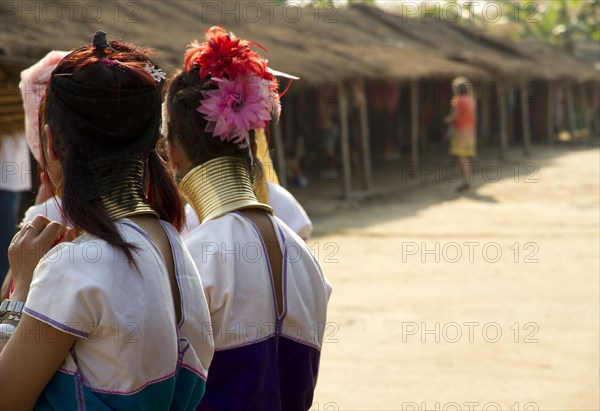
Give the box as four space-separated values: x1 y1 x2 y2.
47 70 161 200
92 30 110 51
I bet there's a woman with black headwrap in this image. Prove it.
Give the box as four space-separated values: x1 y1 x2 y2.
0 32 214 409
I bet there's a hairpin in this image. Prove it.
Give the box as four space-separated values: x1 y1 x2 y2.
101 57 120 67
144 63 166 83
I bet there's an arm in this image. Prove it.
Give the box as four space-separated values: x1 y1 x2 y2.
1 186 59 300
1 271 11 300
0 314 75 409
0 215 76 409
444 104 457 124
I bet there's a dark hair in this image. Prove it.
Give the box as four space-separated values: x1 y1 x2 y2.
164 67 260 178
39 40 185 260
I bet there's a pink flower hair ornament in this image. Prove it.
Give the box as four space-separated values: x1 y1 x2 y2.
197 74 280 147
185 26 297 149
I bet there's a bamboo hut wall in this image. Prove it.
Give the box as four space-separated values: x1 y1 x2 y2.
0 60 25 137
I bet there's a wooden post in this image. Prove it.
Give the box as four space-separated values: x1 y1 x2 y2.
547 82 555 145
272 120 287 189
520 81 532 156
578 83 592 136
411 81 419 166
499 83 509 159
593 86 600 138
565 83 577 139
338 81 352 200
481 89 490 142
356 78 373 191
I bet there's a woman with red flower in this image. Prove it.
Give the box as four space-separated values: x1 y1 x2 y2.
164 27 332 411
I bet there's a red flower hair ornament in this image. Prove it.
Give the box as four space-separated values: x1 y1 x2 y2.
184 26 298 150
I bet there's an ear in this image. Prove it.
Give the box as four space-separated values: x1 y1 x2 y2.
43 124 59 162
166 140 180 170
167 139 192 177
250 131 258 160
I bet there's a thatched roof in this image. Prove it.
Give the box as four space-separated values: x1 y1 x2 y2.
1 1 595 84
1 0 484 83
351 3 598 82
514 39 599 82
574 40 600 72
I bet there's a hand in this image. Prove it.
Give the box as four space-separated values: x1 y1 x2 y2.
7 215 76 300
0 272 11 300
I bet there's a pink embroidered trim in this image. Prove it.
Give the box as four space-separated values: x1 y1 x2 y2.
280 333 322 352
215 332 276 351
86 371 176 396
58 366 207 395
180 364 207 381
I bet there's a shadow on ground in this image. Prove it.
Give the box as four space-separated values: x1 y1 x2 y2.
289 141 599 237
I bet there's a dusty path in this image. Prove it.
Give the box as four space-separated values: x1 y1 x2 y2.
307 146 600 411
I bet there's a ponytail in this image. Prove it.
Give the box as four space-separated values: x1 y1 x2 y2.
61 178 138 264
146 150 185 232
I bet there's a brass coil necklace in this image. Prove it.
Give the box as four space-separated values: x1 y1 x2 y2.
91 156 158 221
180 156 272 224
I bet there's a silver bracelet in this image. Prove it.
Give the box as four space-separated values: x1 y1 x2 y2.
0 299 25 338
0 299 25 314
0 321 18 339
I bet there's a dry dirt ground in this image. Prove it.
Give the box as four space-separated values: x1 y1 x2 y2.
305 146 600 411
